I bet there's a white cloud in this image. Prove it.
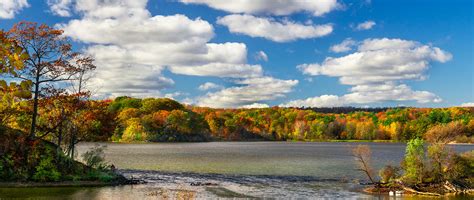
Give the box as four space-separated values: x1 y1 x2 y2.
164 92 185 99
356 20 376 30
47 0 73 17
0 0 28 18
217 14 333 42
56 0 296 107
198 82 223 91
460 102 474 107
288 38 452 107
58 0 262 97
168 63 262 78
179 0 340 16
282 84 443 107
281 95 344 107
298 38 452 85
239 103 270 109
198 77 298 108
329 38 356 53
254 51 268 62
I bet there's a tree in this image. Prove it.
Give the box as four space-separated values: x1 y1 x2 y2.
66 56 96 159
0 30 27 75
0 30 31 126
426 143 455 183
403 138 425 184
140 98 184 114
424 121 465 143
352 145 376 184
68 55 95 95
8 22 84 138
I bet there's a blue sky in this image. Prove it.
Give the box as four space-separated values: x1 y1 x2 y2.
1 0 472 108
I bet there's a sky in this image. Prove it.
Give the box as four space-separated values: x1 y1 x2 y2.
0 0 473 108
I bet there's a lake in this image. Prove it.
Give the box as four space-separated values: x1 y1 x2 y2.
0 142 472 199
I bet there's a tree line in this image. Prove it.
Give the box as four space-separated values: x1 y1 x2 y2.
108 97 474 143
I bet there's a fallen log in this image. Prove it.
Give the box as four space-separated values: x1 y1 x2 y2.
401 185 442 196
444 181 459 193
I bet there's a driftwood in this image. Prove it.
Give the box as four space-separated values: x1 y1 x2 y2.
394 180 473 196
444 181 459 193
444 181 474 194
401 185 442 196
394 180 441 196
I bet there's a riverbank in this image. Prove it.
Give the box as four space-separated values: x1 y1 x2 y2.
0 180 126 188
362 182 474 197
110 139 473 144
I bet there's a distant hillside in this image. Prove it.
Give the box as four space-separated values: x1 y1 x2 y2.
104 97 474 142
3 96 473 143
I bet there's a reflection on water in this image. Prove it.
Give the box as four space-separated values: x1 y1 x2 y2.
0 142 472 199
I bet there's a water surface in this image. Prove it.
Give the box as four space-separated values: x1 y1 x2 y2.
1 142 472 199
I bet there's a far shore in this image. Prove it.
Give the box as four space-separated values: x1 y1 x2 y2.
86 139 474 145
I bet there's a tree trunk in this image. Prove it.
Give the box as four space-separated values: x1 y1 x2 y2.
56 108 64 161
29 73 40 139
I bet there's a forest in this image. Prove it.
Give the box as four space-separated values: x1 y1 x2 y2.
0 22 473 183
102 97 473 143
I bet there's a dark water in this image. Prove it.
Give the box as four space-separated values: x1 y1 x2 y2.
0 142 472 199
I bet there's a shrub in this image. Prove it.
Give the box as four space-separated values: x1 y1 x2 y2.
448 150 474 187
352 145 375 184
0 154 15 180
426 143 455 183
32 150 61 182
81 144 108 170
379 165 401 183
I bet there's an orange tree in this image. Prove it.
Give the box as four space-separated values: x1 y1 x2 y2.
7 22 88 139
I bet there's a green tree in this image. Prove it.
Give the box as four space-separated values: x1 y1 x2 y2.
403 138 425 184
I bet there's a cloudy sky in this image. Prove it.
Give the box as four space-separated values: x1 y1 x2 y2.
1 0 472 108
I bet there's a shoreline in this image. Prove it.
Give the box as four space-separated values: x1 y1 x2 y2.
0 181 124 188
89 140 474 145
362 185 474 197
0 172 141 188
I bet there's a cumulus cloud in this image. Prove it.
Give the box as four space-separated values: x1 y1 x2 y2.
168 63 262 78
355 20 376 30
164 92 186 99
198 77 298 108
329 38 356 53
460 102 474 107
57 0 263 97
198 82 223 91
179 0 340 16
239 103 270 109
217 14 333 42
298 38 452 85
47 0 73 17
0 0 29 18
281 95 345 107
287 38 452 107
254 51 268 62
55 0 297 106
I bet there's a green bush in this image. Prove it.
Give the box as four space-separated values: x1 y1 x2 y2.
32 156 61 182
0 154 15 180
